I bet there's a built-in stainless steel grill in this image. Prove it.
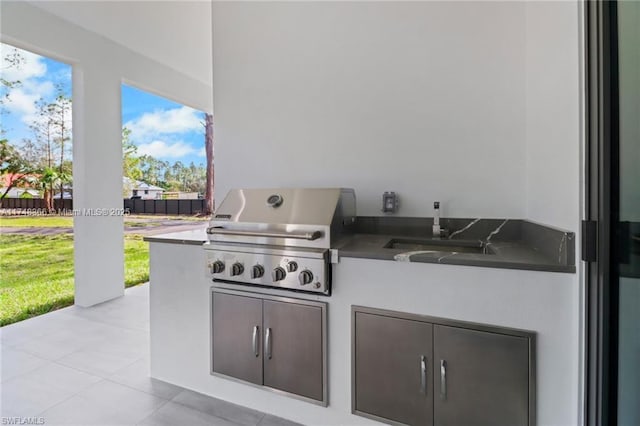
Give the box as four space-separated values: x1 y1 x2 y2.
204 188 356 295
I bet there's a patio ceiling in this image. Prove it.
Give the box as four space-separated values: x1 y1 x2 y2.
29 0 212 86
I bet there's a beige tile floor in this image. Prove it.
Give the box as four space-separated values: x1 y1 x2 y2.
0 284 299 426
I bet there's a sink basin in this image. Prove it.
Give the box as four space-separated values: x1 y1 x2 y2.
383 238 493 254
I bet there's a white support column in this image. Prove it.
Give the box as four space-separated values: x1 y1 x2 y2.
72 65 124 307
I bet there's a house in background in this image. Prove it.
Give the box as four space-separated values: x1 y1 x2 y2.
1 187 40 198
162 191 200 200
123 177 164 200
52 189 73 199
0 173 40 198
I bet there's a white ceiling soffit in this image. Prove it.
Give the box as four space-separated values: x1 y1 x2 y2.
29 0 213 87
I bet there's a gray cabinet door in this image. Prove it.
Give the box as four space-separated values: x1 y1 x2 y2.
354 312 434 426
433 325 530 426
263 300 323 401
212 292 263 385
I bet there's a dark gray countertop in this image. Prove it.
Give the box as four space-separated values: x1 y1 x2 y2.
145 229 208 246
336 233 575 273
145 217 576 274
337 217 576 273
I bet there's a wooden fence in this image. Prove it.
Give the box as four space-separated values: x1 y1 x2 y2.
123 198 206 215
0 198 206 215
0 198 72 210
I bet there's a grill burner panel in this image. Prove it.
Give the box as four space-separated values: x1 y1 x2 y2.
205 244 330 295
204 188 355 296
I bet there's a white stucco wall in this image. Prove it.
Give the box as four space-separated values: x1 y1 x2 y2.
212 1 528 219
524 1 582 233
0 1 213 306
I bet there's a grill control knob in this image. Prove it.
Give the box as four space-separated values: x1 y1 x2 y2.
272 266 286 282
210 260 225 274
298 270 314 286
286 261 298 273
251 265 265 279
231 262 244 276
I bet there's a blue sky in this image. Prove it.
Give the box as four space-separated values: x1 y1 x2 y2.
121 84 206 166
1 43 72 145
1 43 206 166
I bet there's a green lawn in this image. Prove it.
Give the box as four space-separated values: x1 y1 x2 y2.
0 234 149 326
0 215 208 228
123 234 150 287
0 216 74 227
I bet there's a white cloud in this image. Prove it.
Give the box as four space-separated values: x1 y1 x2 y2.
4 88 39 116
22 79 55 98
1 45 47 82
5 80 59 127
124 106 202 141
2 44 60 128
137 140 204 159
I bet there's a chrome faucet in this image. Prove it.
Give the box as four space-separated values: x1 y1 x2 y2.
432 201 448 238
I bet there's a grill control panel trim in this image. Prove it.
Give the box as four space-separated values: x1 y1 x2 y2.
205 248 330 295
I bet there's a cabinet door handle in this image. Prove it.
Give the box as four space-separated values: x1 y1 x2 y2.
252 326 259 357
265 327 272 359
420 355 427 394
440 359 447 400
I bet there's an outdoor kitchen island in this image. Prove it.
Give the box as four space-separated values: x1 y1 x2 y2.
145 217 578 426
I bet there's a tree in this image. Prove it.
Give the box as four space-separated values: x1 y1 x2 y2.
204 113 214 215
1 46 73 205
49 88 72 201
122 127 143 197
120 122 210 197
37 167 65 211
30 100 57 203
20 138 42 165
138 155 173 189
122 127 142 180
1 47 25 107
0 139 32 202
30 98 56 169
1 47 26 137
23 93 73 206
139 155 156 185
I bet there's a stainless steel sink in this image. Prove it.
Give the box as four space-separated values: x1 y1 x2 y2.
383 238 493 254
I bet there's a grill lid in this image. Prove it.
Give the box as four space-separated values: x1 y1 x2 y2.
207 188 356 249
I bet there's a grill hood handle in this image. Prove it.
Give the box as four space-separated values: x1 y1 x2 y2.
206 227 322 241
